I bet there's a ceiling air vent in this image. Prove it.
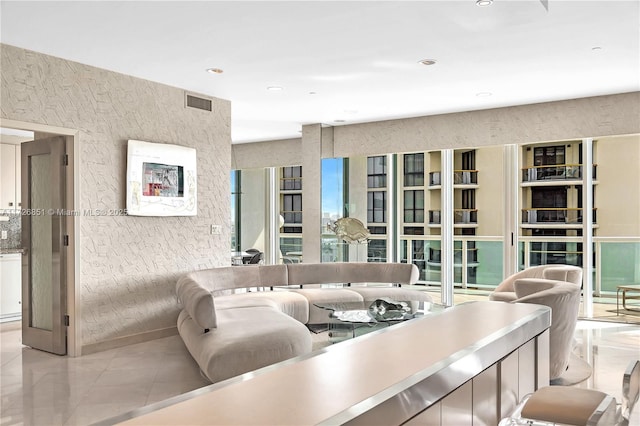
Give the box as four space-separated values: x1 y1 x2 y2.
185 93 212 112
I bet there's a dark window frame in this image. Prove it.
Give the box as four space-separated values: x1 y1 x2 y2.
404 189 425 223
367 156 387 188
367 191 387 223
404 153 425 187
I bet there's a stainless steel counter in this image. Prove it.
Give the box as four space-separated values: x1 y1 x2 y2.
104 301 551 426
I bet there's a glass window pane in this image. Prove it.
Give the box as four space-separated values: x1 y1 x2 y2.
600 242 640 292
404 192 414 208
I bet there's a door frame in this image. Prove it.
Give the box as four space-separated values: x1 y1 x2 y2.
1 118 80 357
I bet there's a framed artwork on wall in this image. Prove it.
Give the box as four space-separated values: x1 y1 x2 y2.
126 139 197 216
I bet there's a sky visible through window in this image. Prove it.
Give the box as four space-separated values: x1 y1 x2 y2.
322 158 343 220
230 161 344 228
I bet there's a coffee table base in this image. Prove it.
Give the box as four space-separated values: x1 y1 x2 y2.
328 321 391 343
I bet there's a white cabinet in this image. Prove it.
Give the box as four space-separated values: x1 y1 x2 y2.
0 253 22 320
0 143 21 211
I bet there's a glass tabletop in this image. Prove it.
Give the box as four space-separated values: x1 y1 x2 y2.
314 298 445 324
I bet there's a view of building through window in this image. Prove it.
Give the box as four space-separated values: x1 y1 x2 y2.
231 136 639 296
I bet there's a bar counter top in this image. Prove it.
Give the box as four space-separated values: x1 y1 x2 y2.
105 301 550 426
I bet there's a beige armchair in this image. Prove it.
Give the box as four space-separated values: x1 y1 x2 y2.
489 264 583 302
512 279 582 380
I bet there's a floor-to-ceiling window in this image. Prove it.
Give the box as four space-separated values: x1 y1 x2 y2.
230 170 240 251
280 166 303 263
232 134 640 311
522 142 583 270
366 156 388 262
321 158 346 262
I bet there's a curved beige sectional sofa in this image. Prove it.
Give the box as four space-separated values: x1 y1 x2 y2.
176 262 432 383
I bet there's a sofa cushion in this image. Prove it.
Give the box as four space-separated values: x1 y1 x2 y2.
542 266 582 287
348 287 433 305
489 292 518 302
177 306 312 383
216 291 310 324
176 275 217 330
291 288 364 324
176 265 290 329
214 295 279 311
286 262 419 287
513 278 559 299
183 265 289 295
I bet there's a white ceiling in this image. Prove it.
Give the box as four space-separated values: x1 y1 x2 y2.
1 1 639 144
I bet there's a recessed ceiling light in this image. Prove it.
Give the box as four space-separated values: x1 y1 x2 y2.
476 92 493 97
476 0 493 6
334 119 346 123
592 46 602 51
309 91 317 95
206 68 223 74
267 86 283 91
418 59 437 66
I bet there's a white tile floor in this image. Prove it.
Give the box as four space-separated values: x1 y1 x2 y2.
1 317 639 425
0 322 210 426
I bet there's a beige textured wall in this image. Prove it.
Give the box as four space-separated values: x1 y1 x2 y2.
232 138 302 169
332 92 639 158
232 92 639 170
240 168 267 251
595 135 640 236
301 124 322 263
1 44 231 350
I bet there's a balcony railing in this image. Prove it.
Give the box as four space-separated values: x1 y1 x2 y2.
429 170 478 186
454 170 478 185
429 172 441 186
521 208 597 225
521 164 598 183
396 235 640 295
399 236 500 287
429 209 478 225
279 235 303 263
280 177 303 191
